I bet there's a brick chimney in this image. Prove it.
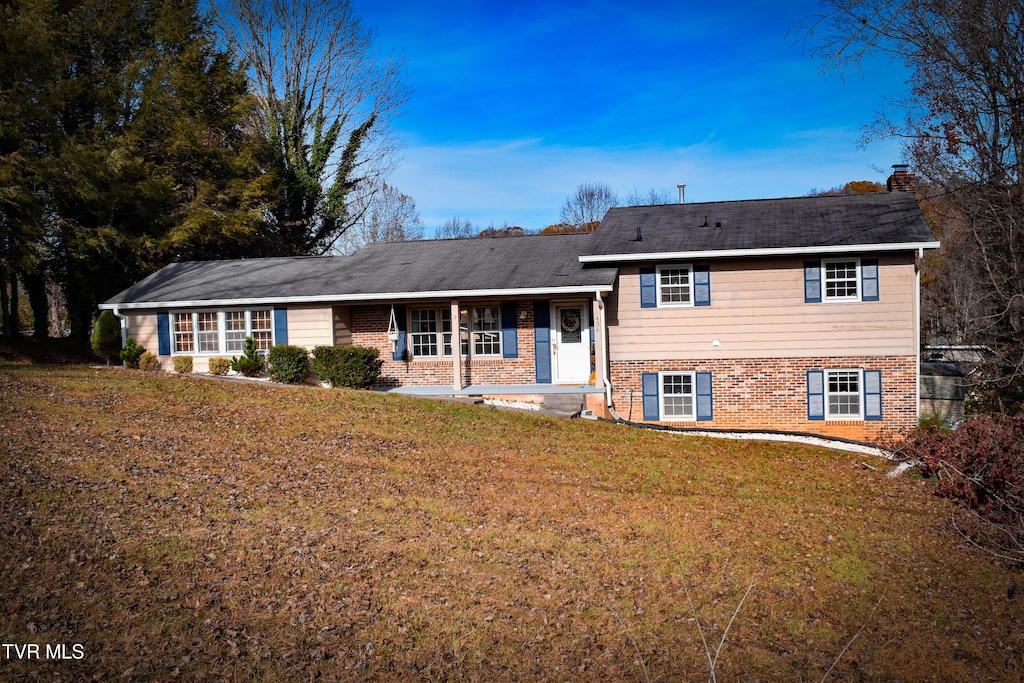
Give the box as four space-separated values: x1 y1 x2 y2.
887 164 917 193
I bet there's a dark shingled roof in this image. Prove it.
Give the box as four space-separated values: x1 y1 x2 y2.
584 192 937 259
104 233 618 307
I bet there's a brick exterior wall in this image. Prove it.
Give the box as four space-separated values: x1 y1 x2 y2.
350 302 539 388
610 355 917 441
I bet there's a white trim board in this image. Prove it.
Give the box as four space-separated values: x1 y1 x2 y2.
578 241 941 264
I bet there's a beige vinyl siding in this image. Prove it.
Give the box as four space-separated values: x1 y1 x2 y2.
609 255 917 361
284 305 334 349
332 306 352 346
123 312 169 370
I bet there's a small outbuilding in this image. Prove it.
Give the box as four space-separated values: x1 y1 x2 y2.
919 362 966 425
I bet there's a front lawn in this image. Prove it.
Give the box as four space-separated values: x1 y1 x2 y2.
1 362 1021 680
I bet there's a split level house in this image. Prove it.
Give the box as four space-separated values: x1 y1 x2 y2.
102 172 938 442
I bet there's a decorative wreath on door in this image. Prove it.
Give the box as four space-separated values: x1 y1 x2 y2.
561 310 580 333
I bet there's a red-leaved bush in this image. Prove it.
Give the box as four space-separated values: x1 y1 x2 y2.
898 415 1024 562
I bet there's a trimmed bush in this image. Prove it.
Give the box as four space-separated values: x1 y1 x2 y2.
139 352 159 371
120 337 146 369
172 355 193 374
311 345 383 389
90 310 121 364
208 357 231 376
231 337 264 377
267 344 310 384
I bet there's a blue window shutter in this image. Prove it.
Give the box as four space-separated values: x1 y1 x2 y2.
807 370 825 420
640 267 657 308
804 261 822 303
696 372 713 421
391 305 406 361
157 312 171 356
533 301 551 383
642 372 660 421
861 258 880 301
273 308 288 345
864 370 883 420
693 265 711 306
501 301 518 358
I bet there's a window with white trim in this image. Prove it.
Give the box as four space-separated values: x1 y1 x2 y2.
472 305 501 356
171 309 273 354
823 259 859 301
250 310 273 351
173 313 194 353
441 308 454 357
657 265 693 306
225 311 247 353
410 308 439 357
826 369 862 419
660 371 696 421
197 312 219 353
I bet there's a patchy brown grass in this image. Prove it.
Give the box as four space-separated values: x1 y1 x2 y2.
1 362 1022 681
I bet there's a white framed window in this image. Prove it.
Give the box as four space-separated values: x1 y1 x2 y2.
472 305 501 356
659 371 696 421
826 369 862 419
823 259 860 301
196 312 219 353
225 311 248 353
170 309 273 355
657 265 693 306
410 308 439 358
173 313 194 353
441 308 454 357
250 309 273 351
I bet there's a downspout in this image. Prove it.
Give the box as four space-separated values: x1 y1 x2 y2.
916 247 923 421
596 290 612 409
112 306 127 367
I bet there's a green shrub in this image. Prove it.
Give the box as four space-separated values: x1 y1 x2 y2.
172 355 193 374
231 337 264 377
267 344 310 384
120 337 146 368
208 357 231 376
90 310 121 364
139 352 159 371
311 345 383 389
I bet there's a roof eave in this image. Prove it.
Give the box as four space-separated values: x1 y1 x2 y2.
578 241 941 264
101 283 616 311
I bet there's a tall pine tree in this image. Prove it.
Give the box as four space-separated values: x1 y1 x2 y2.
2 0 278 339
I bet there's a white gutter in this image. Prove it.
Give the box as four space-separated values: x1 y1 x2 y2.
916 247 923 421
99 284 616 311
595 289 612 408
578 241 941 264
112 306 127 367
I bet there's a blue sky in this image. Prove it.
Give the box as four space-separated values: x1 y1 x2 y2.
355 1 909 234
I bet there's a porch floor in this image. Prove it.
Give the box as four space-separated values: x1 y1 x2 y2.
386 383 603 397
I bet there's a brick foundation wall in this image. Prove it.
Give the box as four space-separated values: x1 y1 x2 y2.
350 303 539 388
610 356 917 441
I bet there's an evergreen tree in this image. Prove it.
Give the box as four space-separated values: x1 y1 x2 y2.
2 0 279 339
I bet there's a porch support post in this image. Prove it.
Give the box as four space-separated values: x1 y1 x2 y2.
592 294 606 389
451 300 463 390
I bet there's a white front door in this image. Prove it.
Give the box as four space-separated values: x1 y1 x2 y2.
552 303 590 384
